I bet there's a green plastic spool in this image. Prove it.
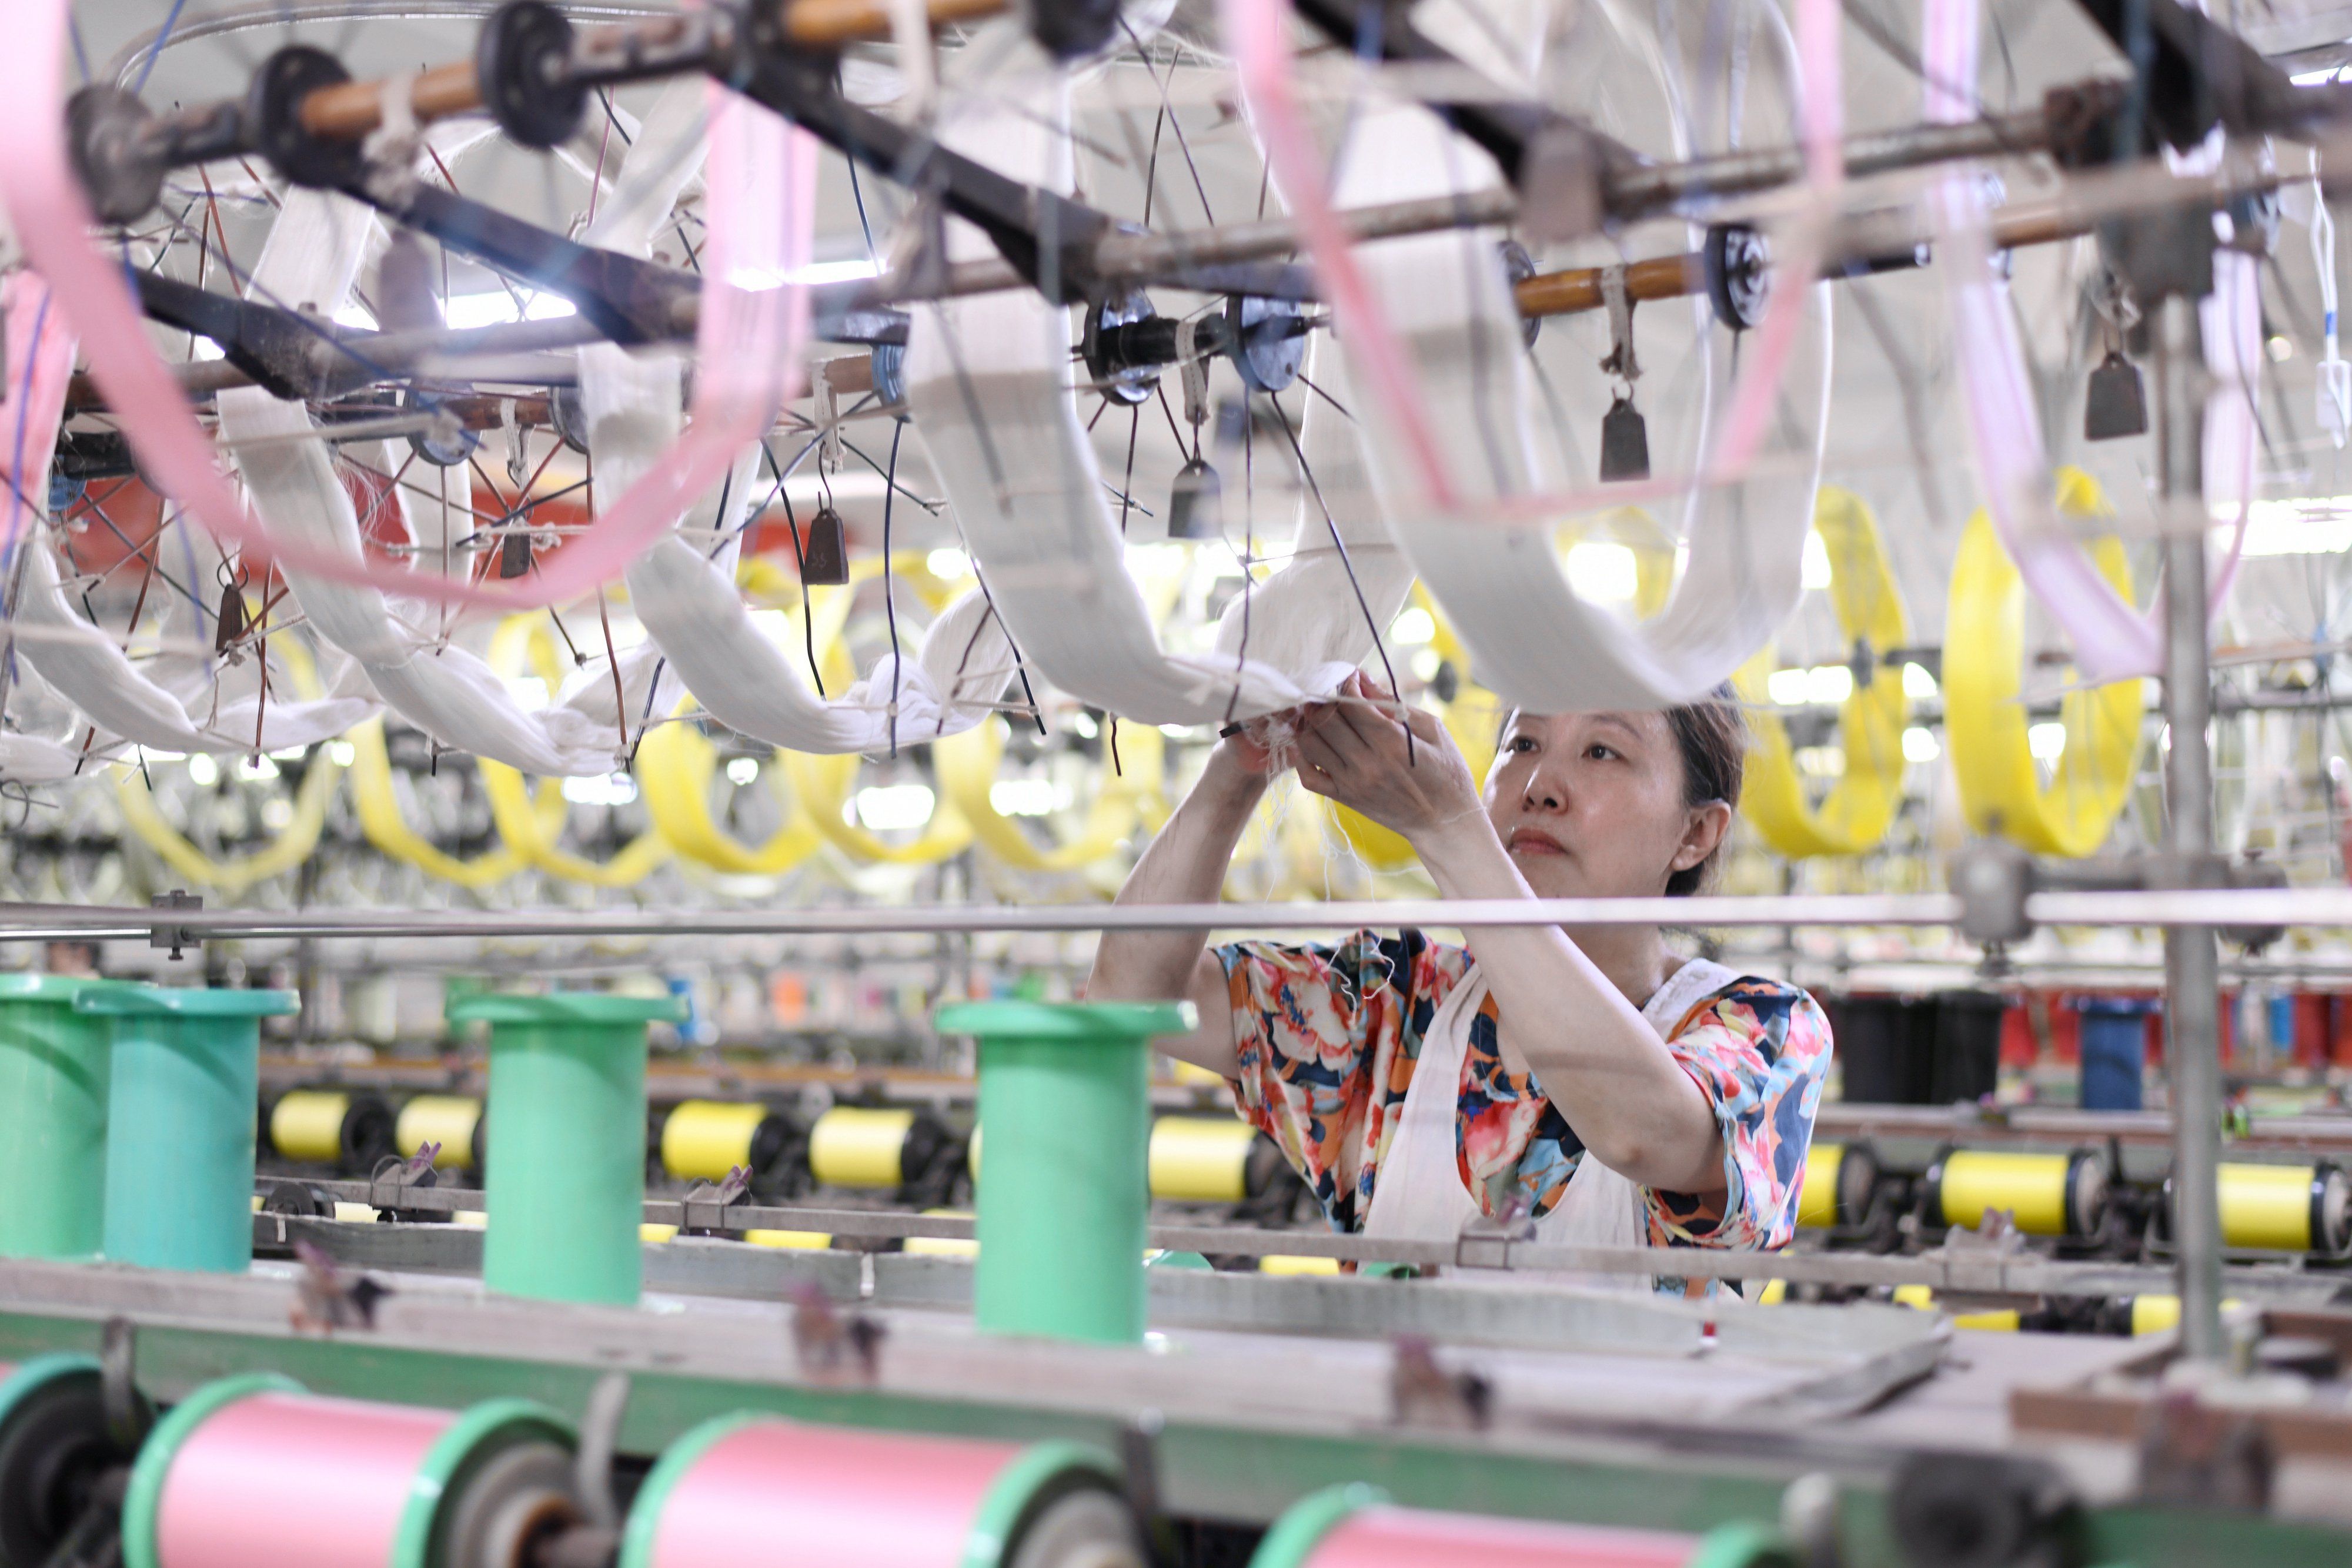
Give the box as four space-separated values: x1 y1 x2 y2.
0 975 135 1259
445 991 687 1306
1248 1484 1792 1568
81 987 297 1272
936 1000 1192 1345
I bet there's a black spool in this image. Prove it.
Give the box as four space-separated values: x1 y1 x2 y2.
0 1364 144 1568
1889 1451 2078 1568
248 46 366 190
478 2 588 149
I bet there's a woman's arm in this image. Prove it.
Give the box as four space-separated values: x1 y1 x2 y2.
1291 681 1725 1192
1084 738 1271 1078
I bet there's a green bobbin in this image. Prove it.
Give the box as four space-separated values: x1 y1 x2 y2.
445 991 687 1306
81 987 298 1273
0 975 134 1259
936 1000 1192 1345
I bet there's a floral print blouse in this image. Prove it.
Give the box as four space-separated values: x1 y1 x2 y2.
1215 930 1833 1286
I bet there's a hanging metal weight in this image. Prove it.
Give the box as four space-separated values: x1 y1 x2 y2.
1023 0 1125 61
1595 265 1648 483
477 1 589 150
2084 352 2150 441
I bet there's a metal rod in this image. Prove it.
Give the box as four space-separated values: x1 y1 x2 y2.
266 1180 2342 1300
18 885 2352 944
2155 290 2227 1366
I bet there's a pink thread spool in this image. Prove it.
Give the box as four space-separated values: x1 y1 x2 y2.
619 1417 1141 1568
1250 1487 1787 1568
121 1376 577 1568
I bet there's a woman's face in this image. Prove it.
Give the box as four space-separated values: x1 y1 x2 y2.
1482 711 1730 900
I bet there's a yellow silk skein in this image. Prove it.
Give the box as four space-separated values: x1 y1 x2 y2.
1735 486 1912 857
1944 469 2148 858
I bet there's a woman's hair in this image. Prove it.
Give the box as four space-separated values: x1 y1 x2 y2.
1661 685 1745 897
1495 685 1746 897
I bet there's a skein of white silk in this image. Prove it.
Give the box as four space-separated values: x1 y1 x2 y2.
577 81 1024 751
0 272 376 757
220 152 663 777
1267 2 1829 711
906 24 1405 727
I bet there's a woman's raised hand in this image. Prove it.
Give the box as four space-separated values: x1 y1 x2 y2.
1292 673 1486 847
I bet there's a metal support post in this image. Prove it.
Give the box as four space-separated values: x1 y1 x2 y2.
2153 292 2225 1363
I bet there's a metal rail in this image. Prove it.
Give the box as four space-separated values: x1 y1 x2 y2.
266 1180 2346 1302
18 886 2352 944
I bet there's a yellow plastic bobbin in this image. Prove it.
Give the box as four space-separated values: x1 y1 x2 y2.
1795 1141 1879 1231
1735 486 1912 858
269 1090 354 1166
2214 1161 2351 1253
746 1229 831 1251
636 718 821 876
1932 1149 2106 1239
808 1106 915 1190
345 715 562 888
396 1095 482 1173
904 1209 978 1258
1259 1254 1342 1277
479 615 669 888
1944 468 2148 858
937 715 1167 873
659 1100 774 1183
1148 1116 1260 1204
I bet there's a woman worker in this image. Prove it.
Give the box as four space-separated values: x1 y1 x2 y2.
1088 675 1832 1294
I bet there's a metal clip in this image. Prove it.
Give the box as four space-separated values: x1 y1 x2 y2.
366 1147 441 1216
682 1166 753 1233
149 890 202 960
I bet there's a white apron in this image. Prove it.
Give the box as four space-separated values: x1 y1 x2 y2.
1361 955 1739 1290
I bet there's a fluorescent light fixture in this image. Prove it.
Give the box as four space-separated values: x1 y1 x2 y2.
563 773 639 806
2028 722 2067 761
2234 498 2352 557
234 754 279 782
1800 530 1832 590
443 290 579 331
185 753 218 786
1804 664 1853 706
730 258 887 290
927 547 970 579
1563 540 1639 603
1903 662 1938 700
328 740 356 767
1795 745 1844 778
1070 712 1099 739
1903 726 1940 762
990 778 1068 817
1389 606 1436 646
851 783 934 831
726 757 760 787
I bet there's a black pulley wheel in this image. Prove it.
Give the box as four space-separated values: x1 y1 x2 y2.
65 86 166 226
249 46 365 189
479 2 588 150
1024 0 1124 60
0 1367 133 1568
1702 223 1768 333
